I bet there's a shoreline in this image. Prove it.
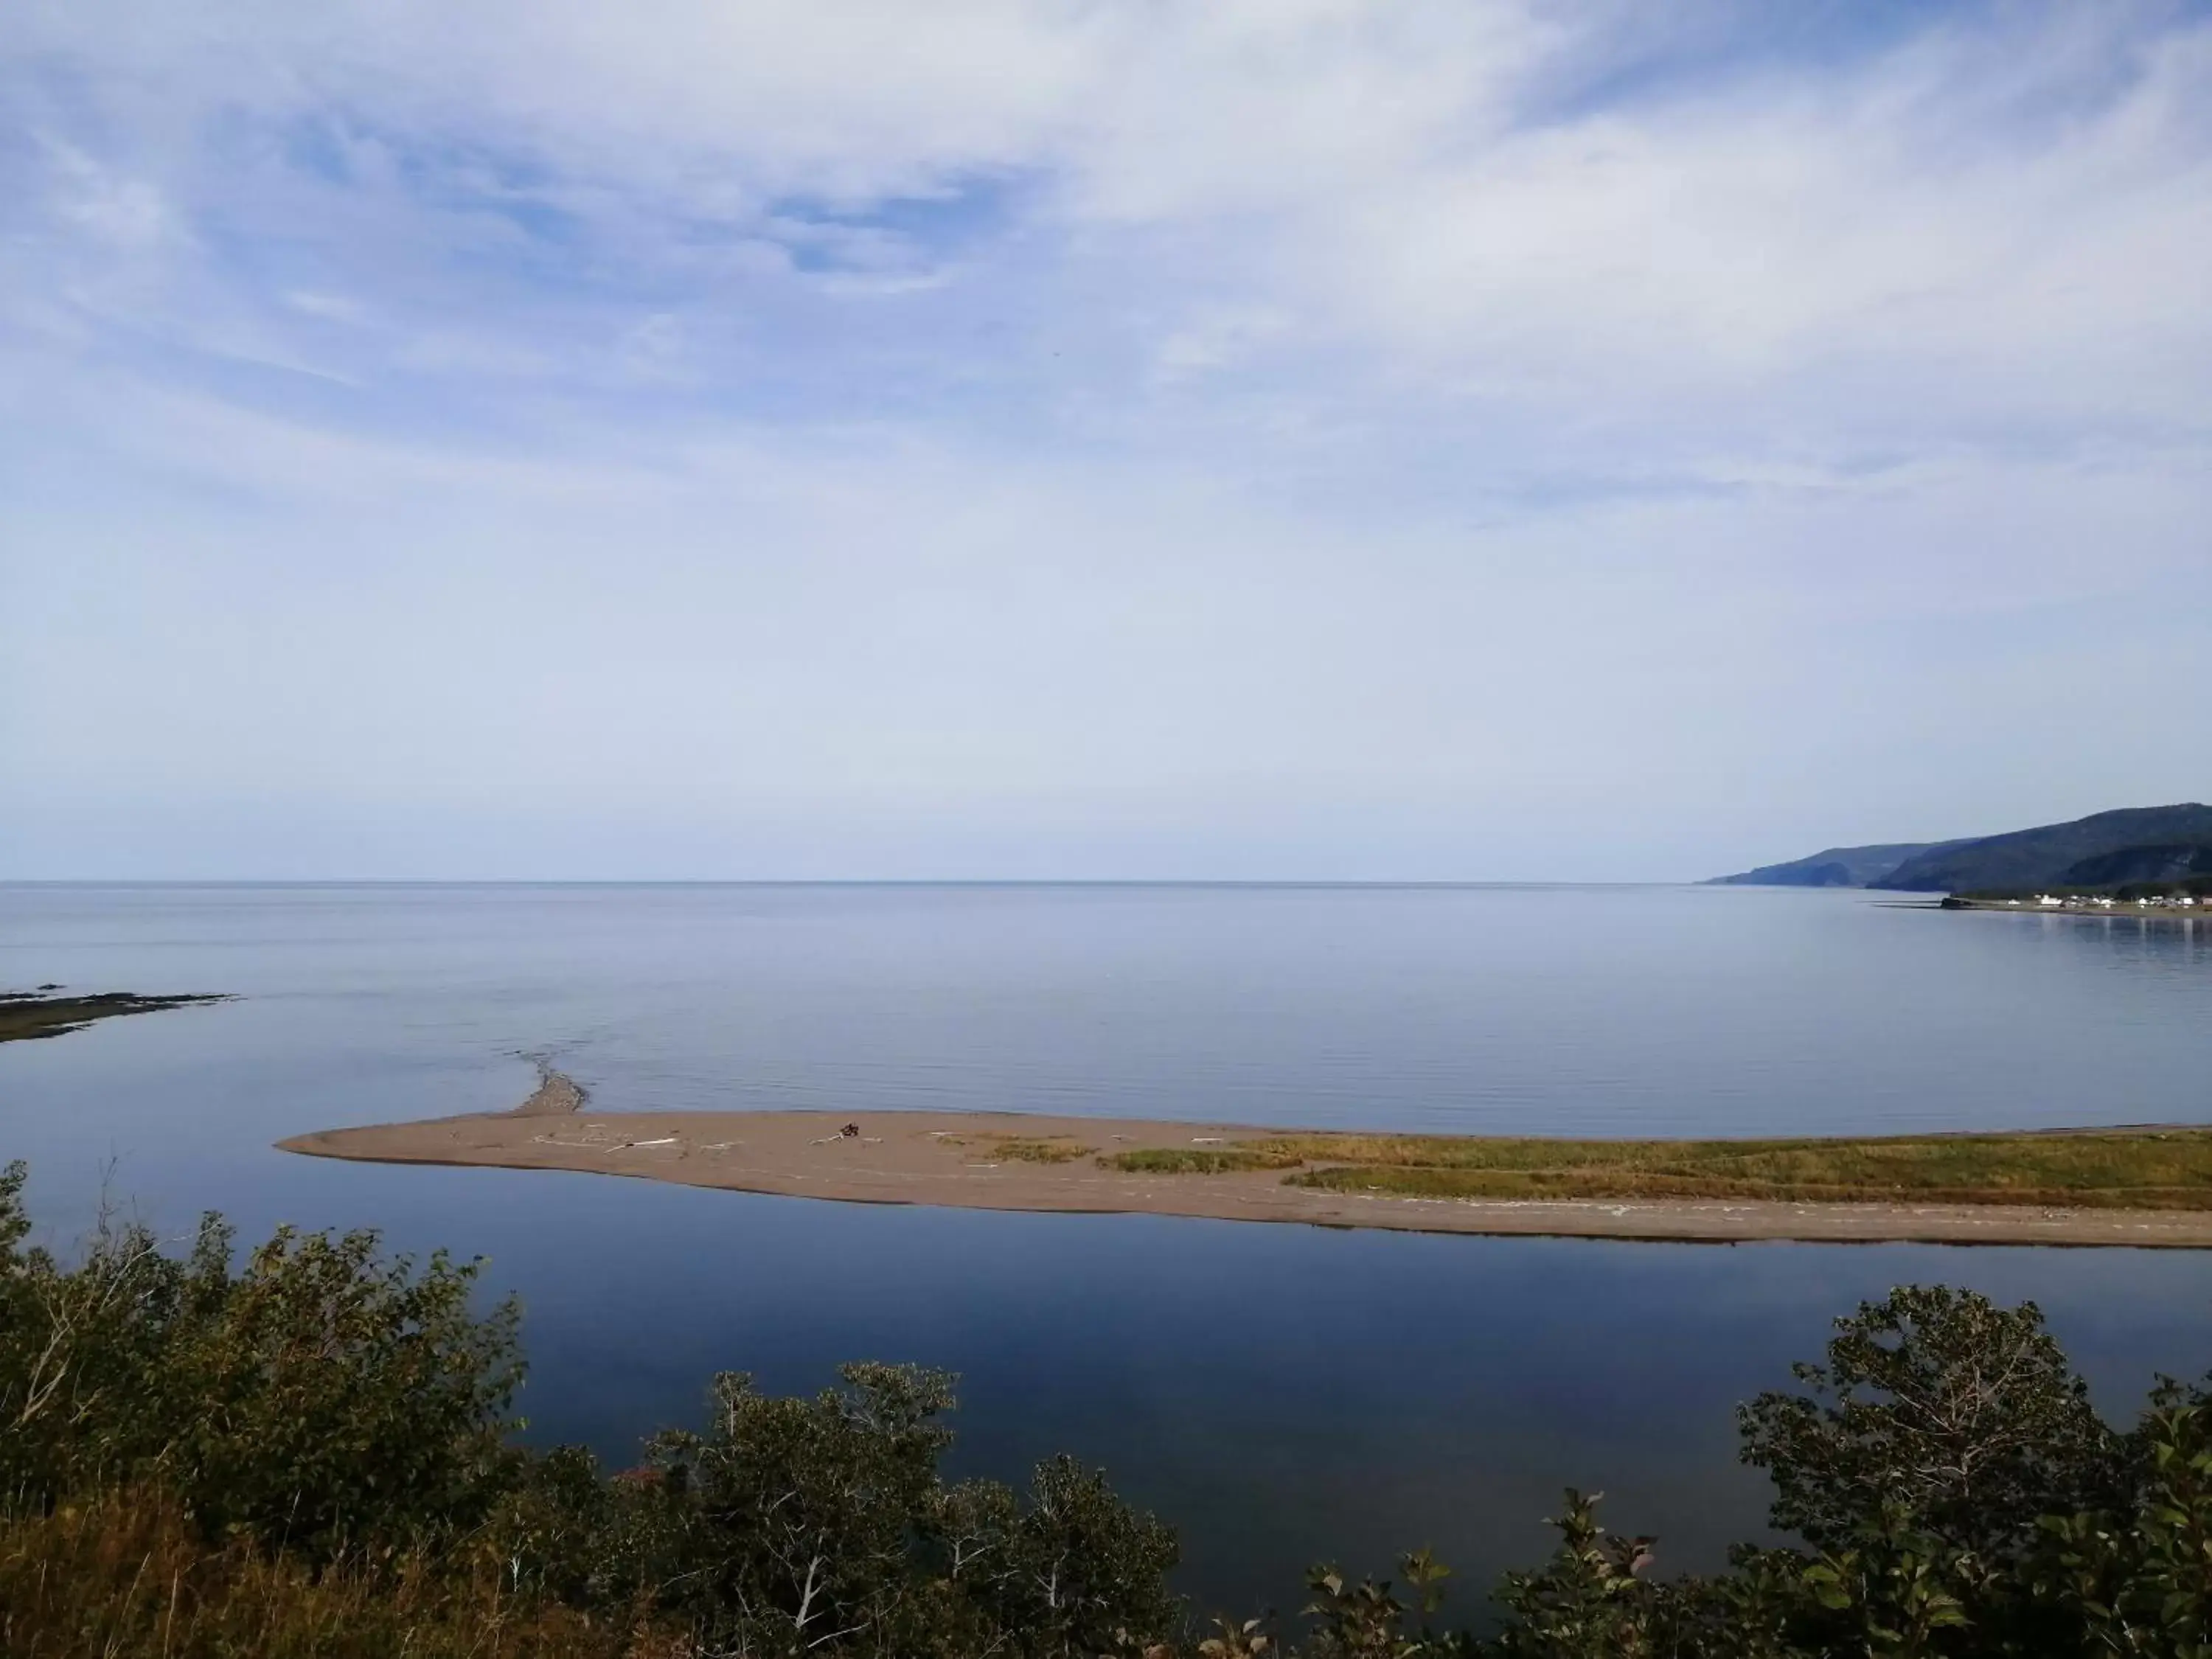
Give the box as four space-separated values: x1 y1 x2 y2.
1941 896 2206 917
276 1081 2212 1249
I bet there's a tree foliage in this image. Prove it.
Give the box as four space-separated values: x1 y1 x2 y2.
6 1159 2212 1658
1738 1286 2116 1560
0 1161 1178 1658
0 1159 521 1554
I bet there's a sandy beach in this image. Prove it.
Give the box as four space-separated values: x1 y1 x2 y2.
277 1076 2212 1248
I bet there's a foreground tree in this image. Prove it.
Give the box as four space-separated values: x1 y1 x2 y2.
614 1365 1178 1657
1738 1286 2118 1562
2035 1380 2212 1657
2 1164 1186 1656
0 1161 521 1554
8 1159 2212 1658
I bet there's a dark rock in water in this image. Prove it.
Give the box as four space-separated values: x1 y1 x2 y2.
0 990 229 1044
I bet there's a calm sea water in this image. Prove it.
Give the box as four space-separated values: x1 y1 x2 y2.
4 883 2211 1618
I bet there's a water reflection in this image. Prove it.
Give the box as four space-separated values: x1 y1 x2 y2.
4 884 2211 1614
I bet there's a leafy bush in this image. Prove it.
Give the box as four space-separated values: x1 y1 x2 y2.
1 1160 1180 1658
2032 1382 2212 1655
0 1160 521 1554
8 1158 2212 1658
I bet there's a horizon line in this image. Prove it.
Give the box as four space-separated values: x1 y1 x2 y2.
0 877 1726 891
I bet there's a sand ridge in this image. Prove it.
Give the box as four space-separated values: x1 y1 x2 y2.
274 1077 2212 1248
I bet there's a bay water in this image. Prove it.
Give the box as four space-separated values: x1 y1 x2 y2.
4 882 2209 1616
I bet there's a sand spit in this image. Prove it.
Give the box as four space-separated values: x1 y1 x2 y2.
275 1080 2212 1248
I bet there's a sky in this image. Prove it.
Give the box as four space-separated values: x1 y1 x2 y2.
2 0 2208 881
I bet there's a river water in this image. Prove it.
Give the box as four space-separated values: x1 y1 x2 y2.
4 883 2209 1615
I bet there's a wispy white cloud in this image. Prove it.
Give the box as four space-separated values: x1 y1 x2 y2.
1 0 2208 877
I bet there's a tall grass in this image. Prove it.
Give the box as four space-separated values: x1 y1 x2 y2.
0 1490 680 1659
1113 1129 2212 1207
1105 1147 1307 1174
976 1135 1097 1164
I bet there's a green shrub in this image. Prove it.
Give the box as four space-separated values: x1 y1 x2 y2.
12 1157 2212 1658
0 1160 521 1555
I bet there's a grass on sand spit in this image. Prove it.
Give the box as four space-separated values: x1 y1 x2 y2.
1107 1147 1308 1175
1103 1129 2212 1209
953 1134 1098 1164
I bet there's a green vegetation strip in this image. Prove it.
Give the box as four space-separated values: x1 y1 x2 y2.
1111 1129 2212 1208
1105 1147 1307 1175
976 1135 1096 1164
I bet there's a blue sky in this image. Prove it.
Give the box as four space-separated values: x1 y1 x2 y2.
3 0 2208 880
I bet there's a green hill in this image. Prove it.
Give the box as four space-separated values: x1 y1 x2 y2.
1711 805 2212 893
2055 841 2212 887
1876 804 2212 892
1705 840 1962 887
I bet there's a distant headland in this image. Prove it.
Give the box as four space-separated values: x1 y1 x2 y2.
1708 803 2212 899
